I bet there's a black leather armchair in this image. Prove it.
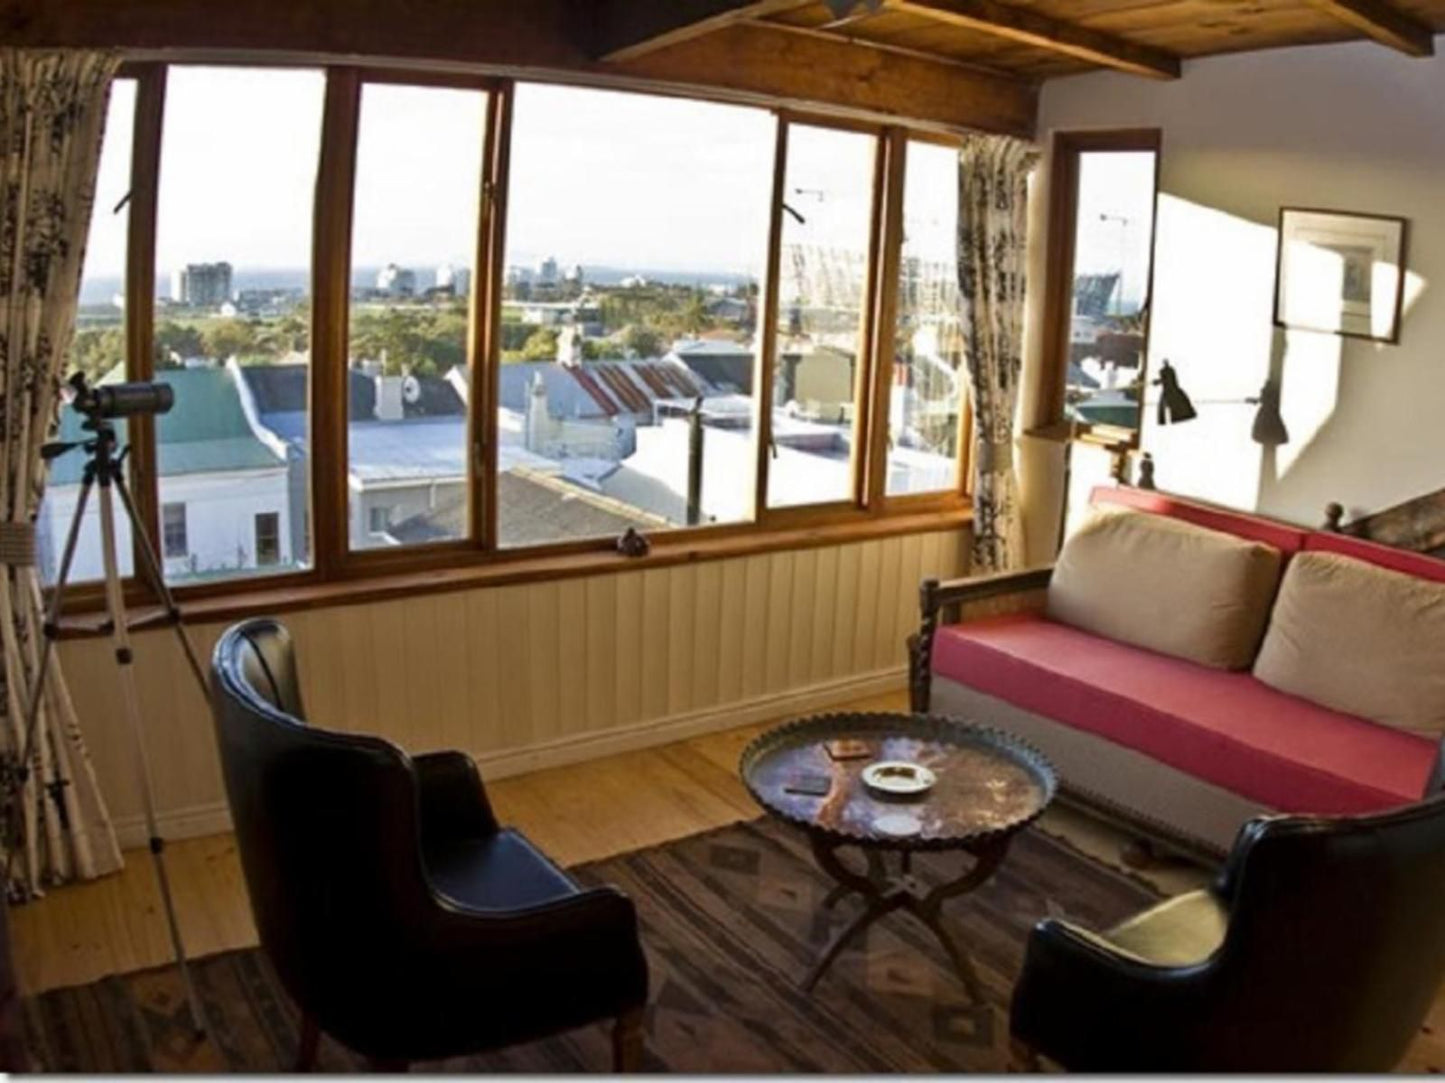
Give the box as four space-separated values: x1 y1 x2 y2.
1010 796 1445 1071
209 618 649 1071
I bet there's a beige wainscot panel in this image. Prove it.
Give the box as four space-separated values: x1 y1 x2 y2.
59 529 969 846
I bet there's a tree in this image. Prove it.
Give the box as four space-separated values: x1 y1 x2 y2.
68 326 125 383
620 323 662 360
680 289 709 335
520 327 559 361
200 318 258 361
581 337 625 361
153 321 204 368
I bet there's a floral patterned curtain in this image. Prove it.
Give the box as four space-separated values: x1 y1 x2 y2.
0 50 122 897
956 133 1039 574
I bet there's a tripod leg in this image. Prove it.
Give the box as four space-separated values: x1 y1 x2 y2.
3 474 95 897
112 472 208 690
96 476 208 1039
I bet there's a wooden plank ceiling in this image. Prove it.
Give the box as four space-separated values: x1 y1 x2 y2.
597 0 1445 83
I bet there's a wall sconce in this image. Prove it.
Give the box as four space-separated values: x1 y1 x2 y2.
1149 361 1289 446
1153 359 1197 425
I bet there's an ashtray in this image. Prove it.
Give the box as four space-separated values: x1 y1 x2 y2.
861 760 936 797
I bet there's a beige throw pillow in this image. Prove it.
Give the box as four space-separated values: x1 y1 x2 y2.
1047 508 1283 670
1254 551 1445 735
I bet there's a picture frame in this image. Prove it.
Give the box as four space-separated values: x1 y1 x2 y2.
1274 207 1407 344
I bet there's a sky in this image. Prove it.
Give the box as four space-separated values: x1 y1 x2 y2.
1072 150 1157 312
83 68 791 285
82 67 1152 308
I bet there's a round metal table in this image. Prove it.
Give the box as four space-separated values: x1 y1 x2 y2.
740 711 1056 997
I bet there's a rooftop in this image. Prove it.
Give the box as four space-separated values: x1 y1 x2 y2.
50 366 284 485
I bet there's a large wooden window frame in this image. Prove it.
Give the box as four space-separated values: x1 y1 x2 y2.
1034 128 1162 445
62 61 973 620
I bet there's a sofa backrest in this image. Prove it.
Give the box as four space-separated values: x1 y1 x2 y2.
1303 531 1445 585
1089 486 1309 555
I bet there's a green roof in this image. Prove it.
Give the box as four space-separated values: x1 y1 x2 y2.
48 366 283 485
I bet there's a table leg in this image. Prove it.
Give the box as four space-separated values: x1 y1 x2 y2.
804 834 1014 999
822 847 887 910
912 837 1011 999
803 888 907 992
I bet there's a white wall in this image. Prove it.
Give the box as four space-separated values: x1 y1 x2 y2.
1025 37 1445 541
40 469 291 583
157 469 293 578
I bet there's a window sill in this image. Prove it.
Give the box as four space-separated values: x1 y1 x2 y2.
56 505 972 639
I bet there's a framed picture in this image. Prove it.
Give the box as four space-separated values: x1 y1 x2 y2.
1274 207 1407 343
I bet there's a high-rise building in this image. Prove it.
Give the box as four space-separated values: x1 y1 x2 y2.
376 262 417 297
435 263 471 297
169 262 233 307
535 256 559 286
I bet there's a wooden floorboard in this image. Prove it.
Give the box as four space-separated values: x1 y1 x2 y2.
5 691 899 997
9 682 1445 1071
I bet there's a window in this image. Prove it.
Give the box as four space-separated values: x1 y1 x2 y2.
78 66 974 611
40 78 137 586
767 123 876 509
254 512 281 565
887 140 965 497
1042 131 1160 440
162 502 188 558
153 66 324 583
346 81 486 551
497 84 775 547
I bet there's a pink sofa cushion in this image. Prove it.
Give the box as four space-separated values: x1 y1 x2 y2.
931 612 1434 814
1304 530 1445 584
1091 486 1308 555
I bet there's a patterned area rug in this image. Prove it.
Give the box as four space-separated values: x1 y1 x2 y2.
21 817 1159 1072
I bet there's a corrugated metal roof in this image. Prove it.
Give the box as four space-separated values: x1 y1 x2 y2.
494 360 709 420
347 418 466 483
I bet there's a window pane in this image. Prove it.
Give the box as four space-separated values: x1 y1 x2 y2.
347 83 485 550
1063 149 1157 435
768 124 875 509
41 78 136 586
495 83 774 548
153 67 323 583
887 140 964 497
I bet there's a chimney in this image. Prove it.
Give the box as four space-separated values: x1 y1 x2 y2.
375 374 404 421
525 372 551 453
556 325 583 367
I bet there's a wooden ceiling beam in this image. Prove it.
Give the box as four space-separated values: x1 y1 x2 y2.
614 22 1036 134
1305 0 1435 57
887 0 1182 79
592 0 815 62
0 0 1037 136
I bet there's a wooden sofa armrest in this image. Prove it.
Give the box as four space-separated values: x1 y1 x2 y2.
908 566 1054 713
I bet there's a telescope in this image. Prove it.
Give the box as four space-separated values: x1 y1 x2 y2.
67 371 174 420
11 366 207 1037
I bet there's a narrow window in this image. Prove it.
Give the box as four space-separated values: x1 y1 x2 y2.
1043 131 1160 440
162 502 188 559
887 139 966 497
767 123 877 510
254 511 281 566
368 505 393 536
346 81 487 551
152 66 324 582
40 78 138 585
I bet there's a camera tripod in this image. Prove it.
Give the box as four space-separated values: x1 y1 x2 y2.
7 407 207 1038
